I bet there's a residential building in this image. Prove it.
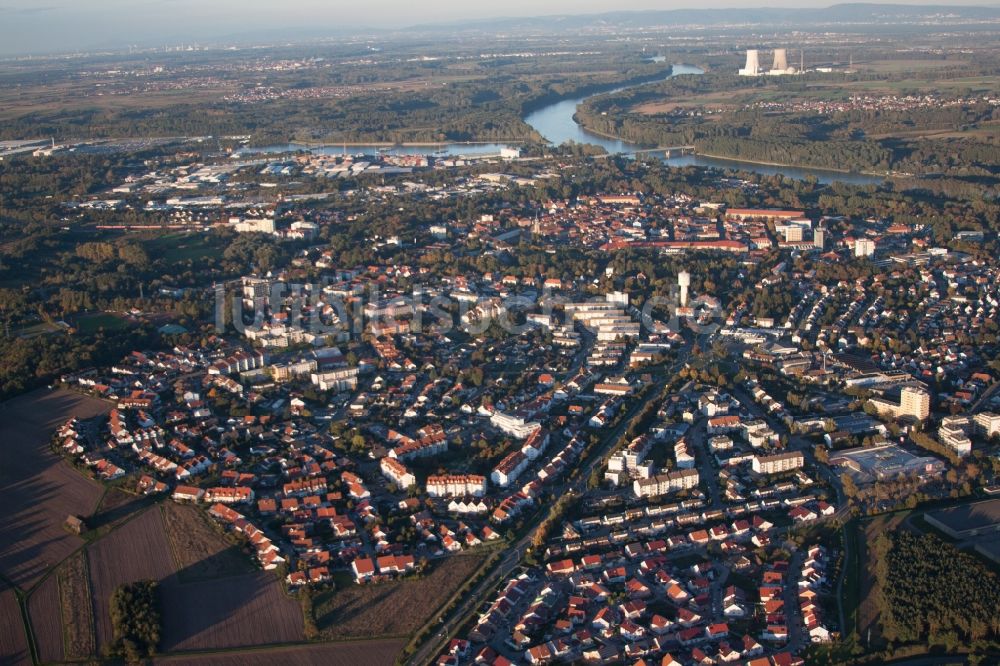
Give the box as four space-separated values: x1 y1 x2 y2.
752 451 804 475
633 469 700 498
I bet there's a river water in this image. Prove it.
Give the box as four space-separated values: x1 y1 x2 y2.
243 64 883 186
523 64 883 186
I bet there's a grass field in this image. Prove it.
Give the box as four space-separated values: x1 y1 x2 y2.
145 233 224 264
160 502 255 583
0 389 109 591
314 554 486 640
73 312 129 335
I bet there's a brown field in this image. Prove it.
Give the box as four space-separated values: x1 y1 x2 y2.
0 389 109 591
151 638 404 666
26 572 63 664
87 508 177 653
59 550 96 660
315 554 486 640
0 579 30 665
160 502 254 583
160 572 303 652
87 487 153 537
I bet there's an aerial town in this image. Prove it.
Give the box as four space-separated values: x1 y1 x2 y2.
2 5 1000 666
38 142 1000 666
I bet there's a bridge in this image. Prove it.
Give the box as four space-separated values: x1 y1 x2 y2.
632 145 696 156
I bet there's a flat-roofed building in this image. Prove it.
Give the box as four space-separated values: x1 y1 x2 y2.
974 412 1000 439
633 469 700 498
752 451 804 475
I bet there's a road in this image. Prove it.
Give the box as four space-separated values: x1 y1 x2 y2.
783 548 807 652
689 419 723 509
406 343 692 666
970 380 1000 413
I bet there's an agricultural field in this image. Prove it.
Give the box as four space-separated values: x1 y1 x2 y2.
151 638 405 666
0 579 30 666
159 572 303 652
26 573 63 663
88 486 152 534
87 508 177 653
314 554 486 640
160 502 254 583
0 389 109 590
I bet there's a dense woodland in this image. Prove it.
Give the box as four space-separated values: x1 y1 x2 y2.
874 531 1000 653
109 580 162 661
576 69 1000 181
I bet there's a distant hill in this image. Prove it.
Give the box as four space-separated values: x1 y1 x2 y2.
408 4 1000 33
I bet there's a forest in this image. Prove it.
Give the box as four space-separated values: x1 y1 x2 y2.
873 530 1000 654
109 580 162 661
574 69 1000 181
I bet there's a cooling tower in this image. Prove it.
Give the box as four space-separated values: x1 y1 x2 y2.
772 49 788 72
741 49 760 75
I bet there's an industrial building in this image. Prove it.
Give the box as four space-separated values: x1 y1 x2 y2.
739 48 799 76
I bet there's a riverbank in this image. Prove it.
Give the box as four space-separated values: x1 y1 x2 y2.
567 116 887 178
290 139 528 148
694 152 889 179
520 66 678 117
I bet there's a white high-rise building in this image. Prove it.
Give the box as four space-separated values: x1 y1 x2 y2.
813 226 825 250
900 386 930 420
855 239 876 257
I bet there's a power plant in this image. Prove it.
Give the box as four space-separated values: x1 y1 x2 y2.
739 49 761 76
739 48 800 76
772 49 788 72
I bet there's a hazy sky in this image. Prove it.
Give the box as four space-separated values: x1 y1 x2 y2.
0 0 992 56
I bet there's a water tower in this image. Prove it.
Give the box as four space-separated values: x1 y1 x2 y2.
678 271 691 307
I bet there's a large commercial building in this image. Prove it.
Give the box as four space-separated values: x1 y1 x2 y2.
924 499 1000 539
829 443 945 482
